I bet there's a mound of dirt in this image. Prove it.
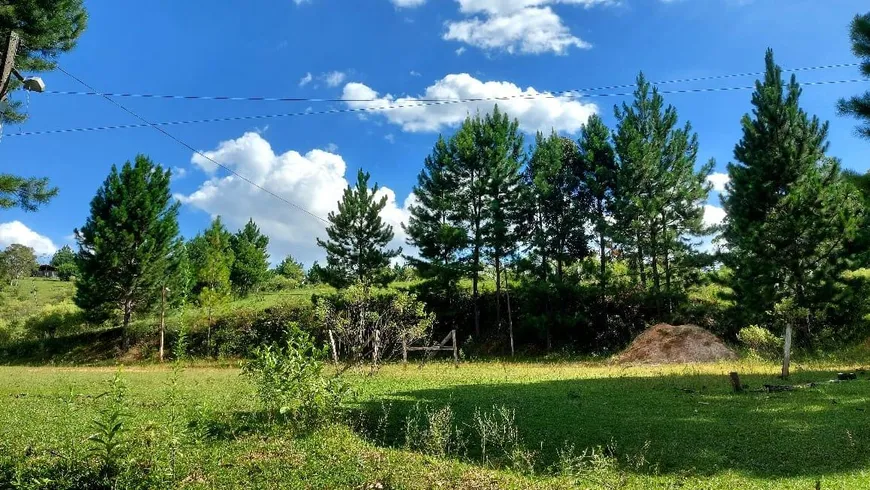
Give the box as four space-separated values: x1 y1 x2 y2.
616 323 737 364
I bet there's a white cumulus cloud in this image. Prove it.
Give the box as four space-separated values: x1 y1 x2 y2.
342 73 597 134
706 172 730 193
323 71 347 87
178 132 413 265
298 72 313 87
444 0 613 55
0 221 58 257
391 0 427 6
703 205 727 227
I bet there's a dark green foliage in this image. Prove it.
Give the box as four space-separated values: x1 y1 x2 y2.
723 50 863 342
317 169 400 288
0 174 58 211
405 136 468 293
838 12 870 139
307 261 328 285
276 254 305 283
74 155 179 330
1 243 36 283
52 244 79 281
0 0 88 124
230 219 270 296
165 239 192 307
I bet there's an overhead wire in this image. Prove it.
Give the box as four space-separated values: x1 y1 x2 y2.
53 65 329 225
6 77 868 138
39 61 863 104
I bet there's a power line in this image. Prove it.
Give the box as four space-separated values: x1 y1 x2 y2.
40 61 863 104
8 77 867 138
54 65 329 224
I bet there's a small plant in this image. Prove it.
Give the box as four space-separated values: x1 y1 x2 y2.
555 440 653 490
402 403 465 457
738 325 783 359
88 371 130 477
241 325 350 427
471 405 535 472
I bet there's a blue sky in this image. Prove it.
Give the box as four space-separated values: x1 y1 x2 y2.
0 0 868 264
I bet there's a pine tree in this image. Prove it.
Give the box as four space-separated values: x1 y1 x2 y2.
230 219 270 296
838 12 870 140
613 73 711 316
189 217 234 296
405 135 468 291
0 175 58 212
165 239 192 308
276 254 306 283
578 115 617 325
723 50 862 373
74 155 179 331
317 169 400 288
1 0 88 124
479 107 524 331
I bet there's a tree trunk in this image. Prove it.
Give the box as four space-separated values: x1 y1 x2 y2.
664 243 672 318
505 266 515 357
495 255 502 331
598 228 607 332
650 227 661 318
122 302 133 350
636 230 647 289
159 286 166 362
782 322 793 378
473 231 481 337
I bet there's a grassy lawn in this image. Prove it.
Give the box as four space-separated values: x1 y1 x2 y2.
1 360 868 488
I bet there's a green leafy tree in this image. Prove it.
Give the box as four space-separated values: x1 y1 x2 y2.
74 155 179 331
307 261 327 285
0 0 88 124
838 12 870 139
405 135 468 296
1 243 36 284
276 254 306 283
230 219 270 296
316 169 401 289
50 244 77 280
723 50 863 363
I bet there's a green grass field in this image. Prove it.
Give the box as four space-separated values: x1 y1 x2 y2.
2 360 868 488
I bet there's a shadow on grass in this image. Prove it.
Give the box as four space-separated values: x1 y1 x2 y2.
355 369 870 479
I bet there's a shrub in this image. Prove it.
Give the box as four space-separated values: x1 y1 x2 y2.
241 326 350 427
738 325 783 358
23 302 85 339
57 262 79 281
261 274 300 292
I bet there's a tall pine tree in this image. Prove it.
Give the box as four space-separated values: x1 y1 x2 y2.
404 135 468 291
838 12 870 140
317 169 400 288
74 155 179 331
230 219 270 296
189 216 234 296
723 50 862 372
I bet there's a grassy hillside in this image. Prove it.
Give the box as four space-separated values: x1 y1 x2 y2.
1 361 868 488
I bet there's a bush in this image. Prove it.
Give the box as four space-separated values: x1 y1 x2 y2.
241 326 350 428
57 262 79 281
261 274 300 292
23 302 86 339
738 325 783 358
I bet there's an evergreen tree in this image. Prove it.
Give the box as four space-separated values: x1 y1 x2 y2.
307 261 327 285
189 217 234 295
838 12 870 140
613 73 711 316
230 219 270 296
316 169 400 288
405 136 468 292
74 156 179 331
578 115 617 325
723 50 862 363
0 175 58 212
276 254 306 283
479 107 525 331
165 239 192 307
0 0 88 124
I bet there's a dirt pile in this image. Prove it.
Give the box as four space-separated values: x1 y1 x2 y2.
616 323 737 364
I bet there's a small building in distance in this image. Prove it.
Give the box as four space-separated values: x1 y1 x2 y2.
36 264 58 279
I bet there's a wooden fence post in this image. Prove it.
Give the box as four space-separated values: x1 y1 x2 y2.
373 329 380 368
781 323 793 379
729 372 743 393
401 333 408 365
328 330 338 364
452 330 458 367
